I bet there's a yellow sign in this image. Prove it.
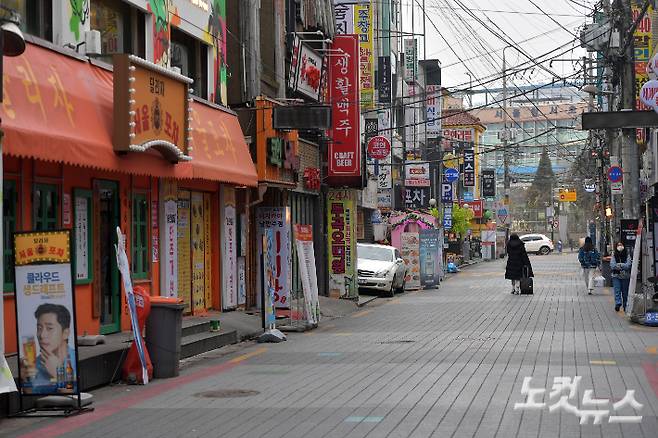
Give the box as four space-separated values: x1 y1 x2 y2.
113 54 193 162
558 189 577 202
354 2 374 109
14 231 71 265
443 152 458 170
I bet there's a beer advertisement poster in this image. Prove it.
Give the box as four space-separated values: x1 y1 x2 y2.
14 231 79 396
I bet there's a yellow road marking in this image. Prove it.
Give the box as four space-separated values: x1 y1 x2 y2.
228 347 268 364
590 360 617 366
352 310 372 318
646 346 658 355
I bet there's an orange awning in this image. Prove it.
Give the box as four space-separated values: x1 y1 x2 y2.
1 42 257 186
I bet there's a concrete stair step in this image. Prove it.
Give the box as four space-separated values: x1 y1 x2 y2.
181 318 219 337
180 330 238 359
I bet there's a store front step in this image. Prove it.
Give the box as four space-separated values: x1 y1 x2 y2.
181 330 238 359
182 318 221 337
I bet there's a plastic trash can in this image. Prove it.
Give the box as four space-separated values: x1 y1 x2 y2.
145 296 185 378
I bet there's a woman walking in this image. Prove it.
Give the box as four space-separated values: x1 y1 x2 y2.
611 242 632 311
505 234 533 294
578 237 600 295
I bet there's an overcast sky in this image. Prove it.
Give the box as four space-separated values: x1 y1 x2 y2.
403 0 596 100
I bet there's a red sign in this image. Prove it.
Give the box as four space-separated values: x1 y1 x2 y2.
460 199 484 218
367 135 391 160
327 35 361 187
303 167 321 191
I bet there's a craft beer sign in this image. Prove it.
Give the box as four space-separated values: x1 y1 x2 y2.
328 35 362 187
114 54 193 163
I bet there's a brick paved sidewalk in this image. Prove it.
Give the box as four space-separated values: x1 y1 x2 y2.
3 253 657 438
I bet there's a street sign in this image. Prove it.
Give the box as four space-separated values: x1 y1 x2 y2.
405 179 430 187
441 183 453 203
444 168 459 183
463 191 474 202
584 182 596 193
558 189 577 202
608 165 623 183
367 135 391 160
611 181 623 194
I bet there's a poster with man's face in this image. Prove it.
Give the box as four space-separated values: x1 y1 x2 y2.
15 263 78 395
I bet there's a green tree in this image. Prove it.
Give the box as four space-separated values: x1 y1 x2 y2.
451 205 474 238
526 148 555 209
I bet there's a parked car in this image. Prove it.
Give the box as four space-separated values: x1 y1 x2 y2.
519 234 554 255
357 243 406 297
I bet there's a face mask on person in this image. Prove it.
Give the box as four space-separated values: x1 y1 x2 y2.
617 245 624 252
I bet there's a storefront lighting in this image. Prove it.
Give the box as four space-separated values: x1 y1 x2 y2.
189 88 194 94
129 99 135 105
128 77 136 83
129 66 136 72
605 207 613 217
129 88 135 94
129 122 136 128
129 111 136 117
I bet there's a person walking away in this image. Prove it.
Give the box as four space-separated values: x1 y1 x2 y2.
557 240 563 253
611 242 632 311
505 234 534 294
578 237 600 295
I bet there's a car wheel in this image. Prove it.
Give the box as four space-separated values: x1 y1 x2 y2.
539 246 551 255
385 283 395 297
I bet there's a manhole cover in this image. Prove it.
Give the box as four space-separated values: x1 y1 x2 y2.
194 389 259 398
379 340 415 344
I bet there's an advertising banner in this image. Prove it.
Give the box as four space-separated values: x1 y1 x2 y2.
403 187 431 209
404 38 418 83
401 233 421 290
237 257 247 306
328 35 362 187
419 229 442 288
334 3 354 35
116 228 149 385
378 56 391 103
482 169 496 198
293 43 324 101
327 190 358 299
263 228 277 327
443 206 453 230
14 231 80 395
460 199 484 219
160 180 178 298
257 207 291 308
463 148 476 187
221 188 238 310
426 85 442 137
294 225 321 325
354 1 374 109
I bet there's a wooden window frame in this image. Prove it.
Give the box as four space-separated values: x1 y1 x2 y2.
131 192 149 280
33 183 59 231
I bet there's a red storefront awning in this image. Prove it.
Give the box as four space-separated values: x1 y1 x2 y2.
1 42 257 186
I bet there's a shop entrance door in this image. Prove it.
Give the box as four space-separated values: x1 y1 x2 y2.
96 180 120 334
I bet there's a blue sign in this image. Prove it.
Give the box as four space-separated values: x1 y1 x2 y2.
444 168 459 183
608 166 623 183
441 183 453 203
443 207 452 230
646 311 658 326
463 191 474 202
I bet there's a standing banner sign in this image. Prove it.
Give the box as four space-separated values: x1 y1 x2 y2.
626 221 643 318
263 229 277 327
419 229 442 287
221 188 238 310
401 233 421 290
257 207 291 308
13 231 81 399
294 225 321 325
328 35 361 187
327 190 358 299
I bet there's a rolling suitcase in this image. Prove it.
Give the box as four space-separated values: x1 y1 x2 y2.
520 266 533 295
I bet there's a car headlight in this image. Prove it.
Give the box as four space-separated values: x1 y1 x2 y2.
374 269 390 278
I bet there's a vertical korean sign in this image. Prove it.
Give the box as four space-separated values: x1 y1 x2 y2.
257 207 291 308
426 85 441 137
160 180 178 298
404 39 418 83
221 187 237 310
13 231 80 396
294 225 321 325
328 35 362 187
463 149 476 187
354 1 374 109
633 1 653 142
327 190 358 299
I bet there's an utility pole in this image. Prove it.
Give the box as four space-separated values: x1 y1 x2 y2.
619 0 640 219
502 46 510 247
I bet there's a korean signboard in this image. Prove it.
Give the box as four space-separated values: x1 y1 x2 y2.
405 162 430 180
403 187 431 209
463 148 476 187
404 39 418 83
291 43 324 101
442 128 474 152
460 199 484 218
113 54 193 162
443 206 453 230
426 85 441 137
354 1 374 109
328 35 362 187
160 180 178 298
334 2 354 35
327 190 358 299
257 208 291 308
14 231 80 397
221 187 237 310
378 56 392 103
482 169 496 198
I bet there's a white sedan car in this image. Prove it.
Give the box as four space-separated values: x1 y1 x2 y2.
357 243 406 297
520 234 554 255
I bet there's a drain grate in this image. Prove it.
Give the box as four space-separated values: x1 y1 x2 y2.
194 389 260 398
379 340 415 344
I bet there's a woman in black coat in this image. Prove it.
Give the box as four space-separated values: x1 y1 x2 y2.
505 234 534 294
